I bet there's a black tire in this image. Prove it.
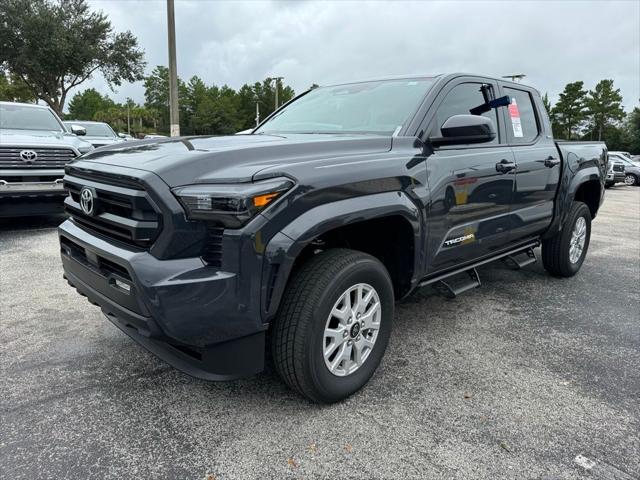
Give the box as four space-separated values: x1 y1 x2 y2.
542 201 592 277
271 248 394 403
625 173 639 186
604 182 613 189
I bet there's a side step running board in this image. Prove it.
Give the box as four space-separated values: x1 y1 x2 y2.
502 247 537 270
432 268 481 299
416 240 541 299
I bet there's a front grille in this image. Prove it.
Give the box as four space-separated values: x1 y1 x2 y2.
0 146 76 168
202 223 224 267
63 172 161 248
613 164 625 172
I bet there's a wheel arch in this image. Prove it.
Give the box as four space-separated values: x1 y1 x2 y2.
543 166 603 239
261 191 423 322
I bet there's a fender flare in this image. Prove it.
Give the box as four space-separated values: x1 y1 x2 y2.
544 164 603 239
260 191 423 320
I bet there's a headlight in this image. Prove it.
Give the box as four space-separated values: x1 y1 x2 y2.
172 177 294 228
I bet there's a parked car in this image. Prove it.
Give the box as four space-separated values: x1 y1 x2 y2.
117 133 134 141
605 155 626 188
58 73 606 402
0 101 93 217
609 150 632 159
63 120 125 149
609 152 640 186
143 134 167 139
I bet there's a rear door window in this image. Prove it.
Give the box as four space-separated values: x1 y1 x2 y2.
504 87 540 143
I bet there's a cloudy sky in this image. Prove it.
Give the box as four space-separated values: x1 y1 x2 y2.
84 0 639 109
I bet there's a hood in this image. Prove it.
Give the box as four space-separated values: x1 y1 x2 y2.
77 134 393 186
0 128 94 152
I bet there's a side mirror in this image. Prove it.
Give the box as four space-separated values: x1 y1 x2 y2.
70 124 87 136
430 115 496 146
118 133 127 138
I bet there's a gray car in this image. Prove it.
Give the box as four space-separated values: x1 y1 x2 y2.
610 153 640 186
0 101 94 216
63 120 125 148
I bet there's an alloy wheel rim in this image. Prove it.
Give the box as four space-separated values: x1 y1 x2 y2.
625 175 635 185
322 283 381 377
569 216 587 264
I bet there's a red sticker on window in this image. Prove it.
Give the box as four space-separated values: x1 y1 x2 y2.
508 100 520 118
509 98 523 137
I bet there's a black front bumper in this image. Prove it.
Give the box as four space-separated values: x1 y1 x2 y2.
59 219 265 380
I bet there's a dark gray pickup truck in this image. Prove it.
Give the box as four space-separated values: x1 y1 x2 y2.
58 73 607 403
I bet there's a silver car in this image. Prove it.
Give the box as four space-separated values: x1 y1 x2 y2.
0 101 94 216
63 120 126 148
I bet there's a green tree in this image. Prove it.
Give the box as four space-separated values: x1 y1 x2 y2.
0 69 35 102
93 105 126 131
236 84 258 130
542 93 552 115
552 81 588 140
67 88 115 120
143 69 296 135
143 65 188 134
0 0 145 114
623 107 640 154
252 79 295 123
585 79 625 141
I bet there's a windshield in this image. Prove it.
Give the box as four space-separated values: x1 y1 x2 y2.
255 78 436 136
0 104 63 131
65 122 116 137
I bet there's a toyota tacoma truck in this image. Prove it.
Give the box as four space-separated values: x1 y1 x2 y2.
58 74 607 403
0 101 93 217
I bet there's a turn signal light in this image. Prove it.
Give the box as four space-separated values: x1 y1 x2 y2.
253 192 279 208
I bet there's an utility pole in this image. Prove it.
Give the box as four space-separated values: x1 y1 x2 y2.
126 100 131 135
167 0 180 137
271 76 284 110
255 101 260 127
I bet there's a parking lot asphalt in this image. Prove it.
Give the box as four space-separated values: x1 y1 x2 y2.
1 186 638 480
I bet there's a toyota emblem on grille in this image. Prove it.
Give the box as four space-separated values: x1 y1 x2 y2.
19 150 38 163
80 187 95 216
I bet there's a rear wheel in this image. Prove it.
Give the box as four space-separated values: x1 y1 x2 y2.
542 201 591 277
625 174 638 186
271 249 393 403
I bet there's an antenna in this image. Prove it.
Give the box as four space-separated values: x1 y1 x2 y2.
502 74 526 83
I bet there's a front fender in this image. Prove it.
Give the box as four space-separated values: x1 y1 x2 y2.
261 191 422 321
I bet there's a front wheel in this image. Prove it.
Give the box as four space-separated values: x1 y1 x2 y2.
542 201 592 277
271 249 394 403
625 174 638 186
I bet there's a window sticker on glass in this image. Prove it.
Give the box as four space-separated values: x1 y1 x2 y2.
509 98 524 138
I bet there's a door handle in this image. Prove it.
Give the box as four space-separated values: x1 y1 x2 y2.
544 156 560 167
496 159 516 173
